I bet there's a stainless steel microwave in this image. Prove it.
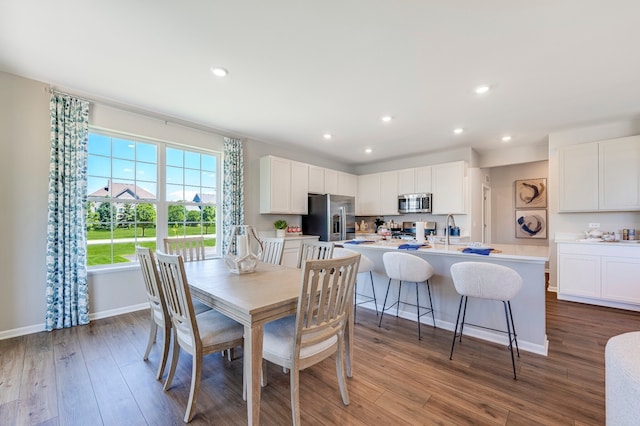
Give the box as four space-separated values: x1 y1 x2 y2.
398 193 432 213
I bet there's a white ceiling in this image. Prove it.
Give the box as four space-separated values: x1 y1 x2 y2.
2 1 640 165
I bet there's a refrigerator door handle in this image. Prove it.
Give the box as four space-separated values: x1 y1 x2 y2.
339 206 346 240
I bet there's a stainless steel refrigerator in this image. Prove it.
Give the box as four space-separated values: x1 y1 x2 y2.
302 194 356 241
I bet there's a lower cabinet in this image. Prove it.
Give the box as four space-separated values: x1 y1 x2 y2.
557 242 640 310
281 236 320 268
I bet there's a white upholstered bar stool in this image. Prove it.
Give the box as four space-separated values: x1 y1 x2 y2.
449 262 523 380
378 252 436 340
333 247 378 321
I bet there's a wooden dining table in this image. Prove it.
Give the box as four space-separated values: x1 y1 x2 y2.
183 258 353 426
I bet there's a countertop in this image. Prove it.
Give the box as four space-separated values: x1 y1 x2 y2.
339 239 549 262
555 238 640 246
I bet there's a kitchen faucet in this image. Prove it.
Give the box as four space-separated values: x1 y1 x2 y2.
445 214 456 246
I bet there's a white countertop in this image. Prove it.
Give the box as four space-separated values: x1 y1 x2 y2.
339 239 549 262
555 238 640 246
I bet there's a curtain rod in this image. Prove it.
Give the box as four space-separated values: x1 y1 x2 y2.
46 87 92 104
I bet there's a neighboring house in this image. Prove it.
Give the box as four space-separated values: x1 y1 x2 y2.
89 180 155 200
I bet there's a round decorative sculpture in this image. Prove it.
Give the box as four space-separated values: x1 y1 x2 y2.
225 225 263 274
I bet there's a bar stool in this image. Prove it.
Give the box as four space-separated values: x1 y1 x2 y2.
333 248 378 321
449 262 523 379
378 252 436 340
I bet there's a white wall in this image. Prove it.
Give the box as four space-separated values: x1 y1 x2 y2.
548 120 640 288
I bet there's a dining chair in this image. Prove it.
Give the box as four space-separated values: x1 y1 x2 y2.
260 237 285 265
296 240 334 268
156 252 245 423
163 236 206 262
449 262 523 379
378 251 436 340
262 253 361 425
136 246 172 381
332 247 378 322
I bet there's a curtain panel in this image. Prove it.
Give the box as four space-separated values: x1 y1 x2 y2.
222 137 244 253
45 93 90 331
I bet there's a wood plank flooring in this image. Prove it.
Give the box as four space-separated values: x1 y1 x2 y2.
1 292 637 425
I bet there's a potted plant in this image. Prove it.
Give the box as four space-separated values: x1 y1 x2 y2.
274 219 288 238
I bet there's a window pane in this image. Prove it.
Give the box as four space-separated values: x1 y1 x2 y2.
88 155 111 179
166 166 183 185
167 147 183 167
166 184 184 201
184 168 200 187
185 186 200 202
137 162 157 182
113 159 135 180
136 142 157 163
88 133 110 156
88 177 110 196
185 151 200 169
202 154 216 171
136 182 157 200
113 138 135 160
201 171 215 188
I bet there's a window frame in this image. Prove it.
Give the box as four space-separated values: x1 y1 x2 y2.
86 128 222 271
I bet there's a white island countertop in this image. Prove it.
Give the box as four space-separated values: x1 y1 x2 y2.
340 240 549 262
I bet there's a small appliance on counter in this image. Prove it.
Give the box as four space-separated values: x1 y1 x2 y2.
391 221 437 240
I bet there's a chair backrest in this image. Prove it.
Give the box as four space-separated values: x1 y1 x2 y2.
136 246 169 327
332 247 374 274
383 251 434 283
297 240 335 268
260 237 285 265
450 262 523 301
156 252 199 354
163 236 205 262
294 253 361 359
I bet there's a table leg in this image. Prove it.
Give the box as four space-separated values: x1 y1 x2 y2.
346 300 354 377
244 323 263 426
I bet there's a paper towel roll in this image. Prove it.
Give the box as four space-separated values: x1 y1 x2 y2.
416 221 425 243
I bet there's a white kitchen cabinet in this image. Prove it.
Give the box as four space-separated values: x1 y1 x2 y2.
337 172 357 197
357 173 380 215
558 142 599 212
431 161 467 214
308 165 324 194
260 156 309 214
397 168 415 195
557 242 640 311
599 135 640 211
324 169 339 195
380 171 399 215
281 236 320 268
415 166 432 194
558 136 640 212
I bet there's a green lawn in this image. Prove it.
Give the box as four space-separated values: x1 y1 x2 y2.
87 225 216 240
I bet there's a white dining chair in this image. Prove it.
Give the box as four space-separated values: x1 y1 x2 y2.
449 261 523 379
156 252 245 423
296 240 334 268
332 247 378 321
262 253 361 425
163 236 206 262
378 251 436 340
260 237 285 265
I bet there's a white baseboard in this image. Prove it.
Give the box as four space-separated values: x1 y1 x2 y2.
0 303 150 341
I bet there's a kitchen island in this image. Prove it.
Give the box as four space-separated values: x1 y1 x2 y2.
340 240 550 355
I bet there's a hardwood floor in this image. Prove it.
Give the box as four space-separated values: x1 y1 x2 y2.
1 292 637 425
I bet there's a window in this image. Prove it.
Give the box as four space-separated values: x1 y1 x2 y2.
87 131 220 267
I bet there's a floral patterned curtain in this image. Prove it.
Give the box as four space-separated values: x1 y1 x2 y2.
222 137 244 253
45 93 90 331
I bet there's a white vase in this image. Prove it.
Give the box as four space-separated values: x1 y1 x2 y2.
276 229 286 238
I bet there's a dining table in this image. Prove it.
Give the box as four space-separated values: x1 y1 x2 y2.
183 258 354 426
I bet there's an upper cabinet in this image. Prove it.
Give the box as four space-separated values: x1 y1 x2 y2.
324 169 339 195
559 136 640 212
307 166 356 197
356 171 399 216
308 165 325 194
337 172 357 197
431 161 467 214
397 166 432 195
260 156 309 214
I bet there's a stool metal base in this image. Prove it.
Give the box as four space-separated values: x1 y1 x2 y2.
354 271 378 322
378 278 435 340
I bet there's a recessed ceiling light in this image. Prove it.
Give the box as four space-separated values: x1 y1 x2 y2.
502 135 512 142
210 67 228 77
323 133 332 140
475 85 490 94
453 128 464 135
365 148 373 154
381 115 393 122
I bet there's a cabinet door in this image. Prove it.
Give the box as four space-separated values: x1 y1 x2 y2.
558 254 601 298
415 166 432 193
290 161 309 214
601 256 640 304
380 171 399 215
558 142 599 212
260 156 291 213
599 136 640 211
308 165 324 194
431 161 466 214
397 168 415 195
338 172 357 197
357 174 380 215
324 169 339 195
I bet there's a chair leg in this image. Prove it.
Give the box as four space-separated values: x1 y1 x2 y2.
504 301 517 380
290 368 301 426
370 271 378 316
459 296 469 342
156 325 171 380
335 332 350 406
426 280 436 329
378 278 393 328
163 331 180 391
144 317 157 361
354 278 358 324
415 282 421 340
507 301 520 357
184 352 203 422
450 295 464 360
396 281 402 317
